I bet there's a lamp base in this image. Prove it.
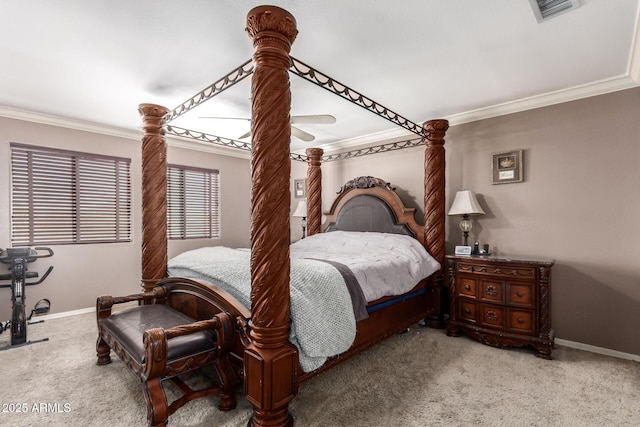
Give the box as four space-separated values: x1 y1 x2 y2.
459 214 472 246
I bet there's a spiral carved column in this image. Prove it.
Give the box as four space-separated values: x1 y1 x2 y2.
244 6 298 427
305 147 323 236
139 103 169 292
423 119 449 264
423 119 449 328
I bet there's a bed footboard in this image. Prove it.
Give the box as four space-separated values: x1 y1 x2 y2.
298 276 441 383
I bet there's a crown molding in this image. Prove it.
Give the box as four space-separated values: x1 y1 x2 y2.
0 105 141 140
444 74 640 127
3 71 639 158
166 137 251 159
301 72 640 155
0 105 251 158
314 73 640 154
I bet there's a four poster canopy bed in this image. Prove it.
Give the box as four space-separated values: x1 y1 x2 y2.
96 5 449 427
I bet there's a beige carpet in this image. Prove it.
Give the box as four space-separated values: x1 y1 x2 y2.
0 311 638 427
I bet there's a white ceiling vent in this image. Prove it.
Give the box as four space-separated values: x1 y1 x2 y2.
529 0 580 22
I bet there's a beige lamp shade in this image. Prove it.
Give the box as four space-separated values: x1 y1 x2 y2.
292 200 307 217
448 190 484 246
448 191 485 216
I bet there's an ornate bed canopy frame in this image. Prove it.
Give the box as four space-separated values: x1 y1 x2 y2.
137 5 448 427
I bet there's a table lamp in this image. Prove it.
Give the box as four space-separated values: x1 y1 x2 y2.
448 190 485 246
292 199 307 239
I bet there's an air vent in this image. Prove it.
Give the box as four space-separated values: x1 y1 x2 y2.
529 0 580 22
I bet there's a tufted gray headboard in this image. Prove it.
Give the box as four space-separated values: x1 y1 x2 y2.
323 194 415 237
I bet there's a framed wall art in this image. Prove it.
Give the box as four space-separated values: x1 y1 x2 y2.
492 149 523 184
293 178 306 198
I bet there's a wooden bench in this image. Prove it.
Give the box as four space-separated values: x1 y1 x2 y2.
96 277 238 427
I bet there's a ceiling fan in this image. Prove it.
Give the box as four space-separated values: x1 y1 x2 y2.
199 114 336 142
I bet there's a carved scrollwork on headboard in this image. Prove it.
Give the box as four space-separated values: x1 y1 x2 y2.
337 176 395 194
323 175 424 244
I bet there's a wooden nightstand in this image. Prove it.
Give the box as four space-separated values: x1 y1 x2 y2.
445 255 555 359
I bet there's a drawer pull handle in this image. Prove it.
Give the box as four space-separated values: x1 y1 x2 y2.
517 291 524 298
486 285 498 296
464 308 471 315
464 284 471 291
517 317 525 324
487 310 498 321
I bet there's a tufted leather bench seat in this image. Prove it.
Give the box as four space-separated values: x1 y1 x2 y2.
101 304 216 365
96 278 238 427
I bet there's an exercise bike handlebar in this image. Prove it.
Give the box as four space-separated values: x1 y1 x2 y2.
22 266 54 286
32 247 54 259
0 247 55 288
0 247 54 264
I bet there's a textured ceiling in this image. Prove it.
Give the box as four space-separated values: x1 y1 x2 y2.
1 0 638 153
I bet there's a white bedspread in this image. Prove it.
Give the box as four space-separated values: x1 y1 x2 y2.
167 231 440 372
291 231 440 301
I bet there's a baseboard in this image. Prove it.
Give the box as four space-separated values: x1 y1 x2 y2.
38 306 95 320
37 301 138 321
555 338 640 362
37 307 640 363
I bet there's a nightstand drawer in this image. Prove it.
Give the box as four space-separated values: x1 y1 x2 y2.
458 277 477 298
457 262 536 280
458 300 478 323
479 304 504 329
507 309 534 334
479 279 504 304
507 283 534 307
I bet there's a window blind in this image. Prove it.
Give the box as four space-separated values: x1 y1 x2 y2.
10 143 132 245
167 164 220 240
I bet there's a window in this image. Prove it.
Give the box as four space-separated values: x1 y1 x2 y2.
167 164 220 240
10 143 131 246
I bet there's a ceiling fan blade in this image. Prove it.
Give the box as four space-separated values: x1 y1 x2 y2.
238 130 252 140
290 114 336 124
291 126 315 142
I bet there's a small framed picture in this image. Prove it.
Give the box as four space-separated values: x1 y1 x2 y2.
492 149 523 184
294 178 306 198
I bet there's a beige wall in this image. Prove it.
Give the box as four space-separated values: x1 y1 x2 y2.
312 87 640 356
445 88 640 356
0 117 251 320
2 86 638 357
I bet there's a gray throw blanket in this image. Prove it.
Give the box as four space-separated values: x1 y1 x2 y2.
309 258 368 322
168 247 357 372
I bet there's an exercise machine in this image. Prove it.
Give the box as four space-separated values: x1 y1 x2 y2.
0 247 53 350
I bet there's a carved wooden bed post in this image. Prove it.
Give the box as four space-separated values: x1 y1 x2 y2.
305 147 323 237
245 6 299 427
139 103 170 292
423 118 449 328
